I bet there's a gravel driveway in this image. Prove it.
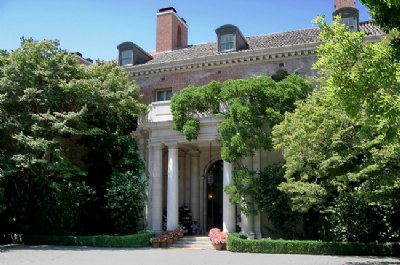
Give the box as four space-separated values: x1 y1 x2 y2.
1 245 399 265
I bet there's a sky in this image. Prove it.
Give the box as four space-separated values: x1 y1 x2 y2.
0 0 371 61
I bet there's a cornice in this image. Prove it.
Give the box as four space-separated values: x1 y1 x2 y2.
123 34 381 78
126 42 321 78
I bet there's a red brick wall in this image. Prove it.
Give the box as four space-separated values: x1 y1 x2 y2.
134 56 317 104
334 0 355 10
156 11 188 52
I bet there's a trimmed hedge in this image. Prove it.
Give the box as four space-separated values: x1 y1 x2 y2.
23 232 154 248
228 233 400 256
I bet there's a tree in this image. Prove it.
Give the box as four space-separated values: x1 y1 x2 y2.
171 74 311 162
225 164 303 238
0 38 147 235
359 0 400 33
105 136 146 234
360 0 400 58
272 18 400 241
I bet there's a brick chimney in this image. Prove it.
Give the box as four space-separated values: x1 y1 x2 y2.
334 0 356 10
156 7 188 53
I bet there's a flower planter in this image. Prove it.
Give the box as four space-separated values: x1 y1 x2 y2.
152 242 160 248
213 243 226 251
160 242 168 248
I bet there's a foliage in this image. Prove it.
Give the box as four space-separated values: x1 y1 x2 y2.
359 0 400 58
105 136 146 235
36 179 94 235
225 166 259 216
272 17 400 243
326 195 400 243
314 17 400 144
23 231 154 248
227 233 400 256
256 165 302 237
0 187 5 214
273 18 400 214
359 0 400 33
226 164 302 238
0 38 147 235
179 206 194 234
171 74 311 162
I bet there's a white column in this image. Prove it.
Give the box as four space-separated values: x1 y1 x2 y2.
199 173 204 235
179 153 185 207
223 160 236 232
151 144 163 232
241 156 255 238
184 154 191 206
253 150 262 238
167 144 179 231
146 145 153 230
190 150 200 223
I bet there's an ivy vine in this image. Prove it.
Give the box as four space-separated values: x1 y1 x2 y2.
171 72 312 162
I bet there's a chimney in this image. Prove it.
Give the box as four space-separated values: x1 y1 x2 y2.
334 0 356 10
156 7 188 53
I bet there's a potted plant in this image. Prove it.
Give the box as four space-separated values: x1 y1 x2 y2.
160 234 169 248
175 227 184 238
208 228 228 250
167 231 175 244
151 236 161 248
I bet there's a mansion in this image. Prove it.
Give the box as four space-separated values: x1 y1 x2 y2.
118 0 382 237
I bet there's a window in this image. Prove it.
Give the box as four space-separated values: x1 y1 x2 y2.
120 50 133 66
341 17 357 31
216 24 248 53
220 33 235 52
156 89 172 101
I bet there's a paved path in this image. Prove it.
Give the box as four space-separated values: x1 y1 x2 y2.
1 245 399 265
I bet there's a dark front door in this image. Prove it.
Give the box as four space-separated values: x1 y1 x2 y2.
206 160 223 231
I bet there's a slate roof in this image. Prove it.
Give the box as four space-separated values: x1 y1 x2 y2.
131 21 383 68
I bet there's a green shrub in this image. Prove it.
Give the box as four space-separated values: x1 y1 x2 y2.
227 233 400 256
23 231 154 248
326 195 400 243
36 179 94 235
105 136 147 234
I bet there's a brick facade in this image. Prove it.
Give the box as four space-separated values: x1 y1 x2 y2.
334 0 356 10
134 56 317 104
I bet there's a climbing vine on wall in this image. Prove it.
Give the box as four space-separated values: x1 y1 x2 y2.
171 73 312 162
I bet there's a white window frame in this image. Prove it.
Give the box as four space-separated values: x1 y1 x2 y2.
120 50 133 66
156 89 172 101
219 33 235 52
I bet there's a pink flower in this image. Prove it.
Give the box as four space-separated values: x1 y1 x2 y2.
208 228 228 245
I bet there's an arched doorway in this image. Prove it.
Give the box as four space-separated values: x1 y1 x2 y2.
206 160 223 231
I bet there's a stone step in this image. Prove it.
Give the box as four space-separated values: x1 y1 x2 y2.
179 236 210 242
169 236 213 249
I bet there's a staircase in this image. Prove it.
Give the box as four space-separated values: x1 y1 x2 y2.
170 236 213 250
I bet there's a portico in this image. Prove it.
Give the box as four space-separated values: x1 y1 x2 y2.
146 142 235 234
134 101 260 235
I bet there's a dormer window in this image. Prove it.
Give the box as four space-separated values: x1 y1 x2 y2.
121 50 133 66
220 33 235 52
340 17 357 31
117 41 153 67
332 6 359 32
215 24 249 53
